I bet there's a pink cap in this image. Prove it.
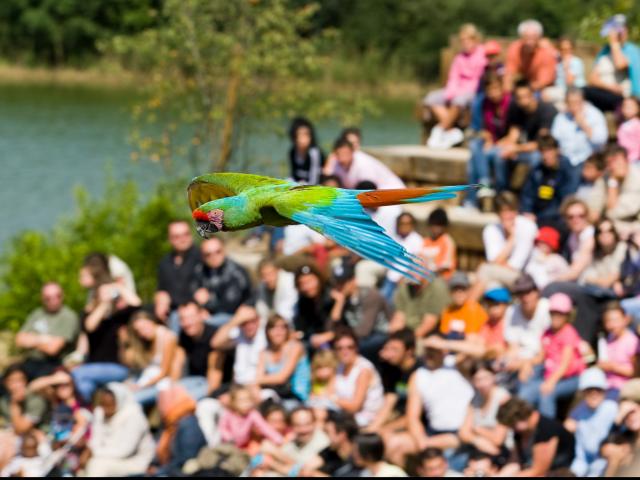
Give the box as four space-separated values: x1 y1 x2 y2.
549 293 573 314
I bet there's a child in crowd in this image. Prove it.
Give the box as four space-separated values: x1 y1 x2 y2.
519 293 585 418
564 368 618 477
440 272 488 338
575 153 606 202
618 97 640 164
219 386 284 451
307 350 338 423
421 208 456 279
1 431 48 477
353 433 407 477
597 302 639 396
525 226 570 289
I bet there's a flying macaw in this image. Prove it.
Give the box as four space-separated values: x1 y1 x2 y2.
188 173 477 281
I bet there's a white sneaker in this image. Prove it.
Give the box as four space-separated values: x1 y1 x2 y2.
427 125 446 148
440 127 464 148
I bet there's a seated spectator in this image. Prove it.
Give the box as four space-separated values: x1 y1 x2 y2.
212 305 266 389
325 136 405 190
558 197 595 281
420 208 457 279
307 349 338 415
331 327 384 428
440 272 488 337
496 397 575 476
519 134 578 225
0 365 48 467
120 310 177 405
71 255 140 403
579 218 626 293
154 220 201 328
584 14 640 112
620 231 640 328
415 447 463 478
83 383 154 477
542 36 586 106
318 257 391 360
288 116 325 185
525 226 570 289
389 268 450 338
518 293 586 418
259 407 330 475
193 237 253 327
458 361 510 459
373 329 422 433
467 73 512 205
173 301 227 401
256 314 311 403
219 386 284 450
564 367 618 477
1 430 47 477
551 87 608 179
598 301 639 394
600 378 640 475
382 213 424 303
293 264 334 345
301 410 362 476
576 152 606 202
504 19 557 92
353 433 407 477
618 96 640 163
16 282 80 380
475 192 538 291
255 258 297 323
587 145 640 238
502 274 550 386
463 448 500 477
154 384 206 476
424 24 487 149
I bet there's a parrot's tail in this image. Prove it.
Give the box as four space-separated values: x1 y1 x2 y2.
356 184 482 208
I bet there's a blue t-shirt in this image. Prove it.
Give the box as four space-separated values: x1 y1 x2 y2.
570 399 618 455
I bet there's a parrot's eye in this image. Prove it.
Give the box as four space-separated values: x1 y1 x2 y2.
195 220 218 238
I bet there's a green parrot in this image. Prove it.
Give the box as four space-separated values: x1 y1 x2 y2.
188 172 476 281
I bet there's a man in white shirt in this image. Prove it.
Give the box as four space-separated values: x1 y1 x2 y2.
474 191 538 296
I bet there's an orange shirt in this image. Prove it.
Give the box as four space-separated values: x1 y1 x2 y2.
505 39 557 90
440 300 488 335
421 233 457 280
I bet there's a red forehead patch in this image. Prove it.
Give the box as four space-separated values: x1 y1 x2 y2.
192 209 209 222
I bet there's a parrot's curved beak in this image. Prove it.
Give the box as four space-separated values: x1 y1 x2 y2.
192 208 224 238
195 220 217 239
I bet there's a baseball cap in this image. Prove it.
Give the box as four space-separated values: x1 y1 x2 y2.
331 257 356 283
601 14 627 38
535 226 560 252
620 378 640 403
549 292 573 314
578 367 608 391
511 274 538 295
483 287 512 304
448 271 471 289
484 40 502 57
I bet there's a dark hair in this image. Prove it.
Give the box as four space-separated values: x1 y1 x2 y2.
603 300 625 316
326 410 359 441
594 218 620 260
513 79 532 92
604 144 629 160
289 406 315 423
178 299 202 311
260 401 287 420
83 252 112 287
397 212 416 229
95 387 116 407
624 96 640 118
294 263 326 289
354 433 385 463
537 134 559 150
469 359 497 377
2 364 27 383
427 207 449 227
495 191 519 213
468 447 494 463
289 117 318 146
387 328 416 351
258 257 278 273
320 174 343 187
333 137 354 152
340 127 362 141
483 72 503 90
355 180 377 191
266 314 290 348
417 447 445 464
584 152 605 171
332 325 359 349
497 397 534 427
424 346 445 370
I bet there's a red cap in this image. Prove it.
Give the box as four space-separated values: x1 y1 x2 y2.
484 40 502 57
536 226 560 252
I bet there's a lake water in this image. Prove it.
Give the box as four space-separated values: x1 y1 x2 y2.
0 83 421 250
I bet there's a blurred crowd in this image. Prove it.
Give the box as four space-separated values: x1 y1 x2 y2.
3 13 640 479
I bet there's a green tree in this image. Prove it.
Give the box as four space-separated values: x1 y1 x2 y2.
112 0 374 174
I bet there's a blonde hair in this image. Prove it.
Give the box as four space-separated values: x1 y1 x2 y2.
311 350 338 380
460 23 481 41
229 385 254 411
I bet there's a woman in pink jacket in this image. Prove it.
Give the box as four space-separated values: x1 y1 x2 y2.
424 24 487 149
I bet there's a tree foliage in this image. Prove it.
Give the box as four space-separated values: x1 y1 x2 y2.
0 179 189 331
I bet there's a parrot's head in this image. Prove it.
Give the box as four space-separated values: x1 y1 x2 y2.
192 208 224 238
